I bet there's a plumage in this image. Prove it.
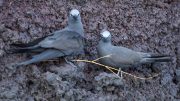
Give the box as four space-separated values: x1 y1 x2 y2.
97 30 171 69
8 9 85 66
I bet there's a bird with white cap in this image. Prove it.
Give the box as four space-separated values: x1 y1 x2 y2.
97 29 171 72
8 9 85 66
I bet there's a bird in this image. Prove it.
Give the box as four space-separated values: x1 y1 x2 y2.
97 30 171 71
11 9 84 49
7 9 85 66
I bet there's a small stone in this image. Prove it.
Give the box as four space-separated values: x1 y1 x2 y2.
0 0 4 7
0 50 4 57
160 73 172 85
25 96 35 101
32 65 41 78
95 72 125 88
175 69 180 83
0 24 6 33
18 21 29 31
44 72 62 86
106 86 115 91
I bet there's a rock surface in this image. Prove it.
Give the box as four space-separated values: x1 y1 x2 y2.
0 0 179 100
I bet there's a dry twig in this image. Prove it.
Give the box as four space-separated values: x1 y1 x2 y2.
72 55 160 80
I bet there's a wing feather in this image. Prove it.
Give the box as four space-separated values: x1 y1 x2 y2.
38 30 84 51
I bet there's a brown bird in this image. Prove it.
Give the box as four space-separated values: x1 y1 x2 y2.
8 9 85 66
97 30 171 71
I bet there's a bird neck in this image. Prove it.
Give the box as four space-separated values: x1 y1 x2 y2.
68 21 84 36
100 39 112 46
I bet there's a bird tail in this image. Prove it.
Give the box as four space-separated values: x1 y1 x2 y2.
6 48 31 54
10 36 47 47
148 53 170 58
10 43 32 47
17 49 64 66
6 36 47 54
6 45 40 54
140 53 172 63
144 57 171 62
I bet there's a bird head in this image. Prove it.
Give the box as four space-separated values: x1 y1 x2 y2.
69 9 81 22
100 30 111 42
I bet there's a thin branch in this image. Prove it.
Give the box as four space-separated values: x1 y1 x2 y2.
92 54 112 62
72 59 160 80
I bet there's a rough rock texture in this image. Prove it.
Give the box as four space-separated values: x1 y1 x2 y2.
0 0 180 100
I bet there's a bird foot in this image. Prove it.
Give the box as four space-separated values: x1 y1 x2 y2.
64 57 77 68
116 68 123 79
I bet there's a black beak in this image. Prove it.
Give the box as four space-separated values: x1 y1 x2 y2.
73 16 78 20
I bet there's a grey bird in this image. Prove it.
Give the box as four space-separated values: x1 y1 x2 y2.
8 9 85 66
97 30 171 70
11 9 84 48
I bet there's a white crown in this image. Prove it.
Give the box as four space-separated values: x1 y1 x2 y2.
70 9 79 16
101 30 111 38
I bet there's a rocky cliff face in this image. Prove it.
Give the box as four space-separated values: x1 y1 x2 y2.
0 0 179 100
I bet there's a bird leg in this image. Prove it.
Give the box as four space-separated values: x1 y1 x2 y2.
64 57 77 68
117 68 123 79
93 54 112 62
